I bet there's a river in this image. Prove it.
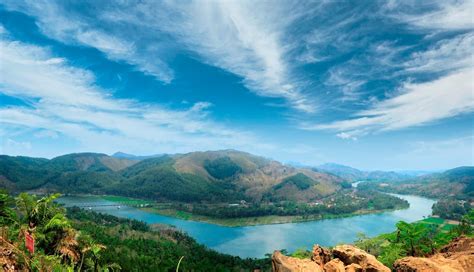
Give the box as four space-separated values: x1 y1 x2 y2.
57 194 435 258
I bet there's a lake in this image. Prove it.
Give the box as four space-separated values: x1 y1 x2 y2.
57 194 435 258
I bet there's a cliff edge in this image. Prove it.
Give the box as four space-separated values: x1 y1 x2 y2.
272 236 473 272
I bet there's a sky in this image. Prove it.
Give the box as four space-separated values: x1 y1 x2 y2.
0 0 473 170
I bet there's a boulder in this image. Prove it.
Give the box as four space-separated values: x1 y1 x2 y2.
393 236 474 272
272 251 323 272
323 258 345 272
345 263 363 272
332 245 390 272
393 255 465 272
312 244 332 268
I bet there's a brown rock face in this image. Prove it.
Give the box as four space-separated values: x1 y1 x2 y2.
332 245 391 272
393 236 474 272
272 251 323 272
323 258 345 272
271 237 473 272
345 263 363 272
312 244 332 268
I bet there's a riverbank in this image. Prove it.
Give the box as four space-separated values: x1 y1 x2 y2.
139 205 409 227
60 194 411 227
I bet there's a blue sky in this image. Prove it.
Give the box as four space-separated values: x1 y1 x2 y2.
0 0 473 170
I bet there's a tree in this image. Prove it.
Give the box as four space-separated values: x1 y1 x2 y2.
0 190 16 226
395 221 434 256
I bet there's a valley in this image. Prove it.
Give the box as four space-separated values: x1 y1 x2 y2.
0 151 409 226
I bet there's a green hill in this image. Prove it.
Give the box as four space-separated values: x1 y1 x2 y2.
0 150 344 203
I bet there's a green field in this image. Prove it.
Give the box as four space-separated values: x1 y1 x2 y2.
102 195 153 206
418 217 457 233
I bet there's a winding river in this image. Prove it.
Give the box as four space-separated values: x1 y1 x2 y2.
57 194 435 258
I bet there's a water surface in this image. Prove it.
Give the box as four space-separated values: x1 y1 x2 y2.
58 194 434 258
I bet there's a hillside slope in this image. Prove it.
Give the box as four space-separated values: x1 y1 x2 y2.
0 150 344 203
316 163 414 182
359 166 474 198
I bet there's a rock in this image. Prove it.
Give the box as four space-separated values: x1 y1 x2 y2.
393 255 465 272
332 245 390 272
345 263 363 272
312 244 332 268
323 258 345 272
272 251 323 272
393 236 474 272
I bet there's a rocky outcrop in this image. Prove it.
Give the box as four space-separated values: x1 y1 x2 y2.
393 236 474 272
272 251 323 272
272 244 390 272
323 258 345 272
332 245 390 272
312 245 332 268
272 237 474 272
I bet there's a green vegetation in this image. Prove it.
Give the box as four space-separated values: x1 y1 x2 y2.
354 210 474 269
0 191 269 271
141 190 409 226
203 157 242 179
67 208 270 271
359 167 473 221
0 151 343 206
432 198 471 220
101 195 151 206
0 191 118 271
274 173 315 190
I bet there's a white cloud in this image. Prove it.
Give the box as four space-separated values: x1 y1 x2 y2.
404 33 474 74
306 68 474 134
2 0 174 83
0 36 272 156
3 0 316 112
336 132 358 141
396 0 474 30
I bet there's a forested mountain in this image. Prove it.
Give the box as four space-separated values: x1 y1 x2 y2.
0 150 344 203
315 163 415 182
359 166 474 198
359 166 474 220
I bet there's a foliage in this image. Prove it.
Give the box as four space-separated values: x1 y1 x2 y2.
274 173 316 190
1 192 269 271
204 157 242 179
67 207 270 272
432 198 471 220
164 190 409 219
355 218 470 269
0 191 116 271
290 248 312 259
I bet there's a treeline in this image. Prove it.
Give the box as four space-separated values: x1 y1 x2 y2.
358 179 472 220
432 198 472 220
168 190 409 219
67 208 270 271
0 191 270 271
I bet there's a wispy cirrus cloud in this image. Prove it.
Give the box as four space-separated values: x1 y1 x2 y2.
0 33 272 157
301 0 474 137
3 0 317 112
385 0 474 30
2 0 174 83
305 68 474 136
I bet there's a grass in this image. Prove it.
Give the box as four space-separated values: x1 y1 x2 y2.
418 217 457 233
420 217 445 224
102 195 152 206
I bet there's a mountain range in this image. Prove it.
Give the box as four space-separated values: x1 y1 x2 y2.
315 163 433 182
0 150 345 203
